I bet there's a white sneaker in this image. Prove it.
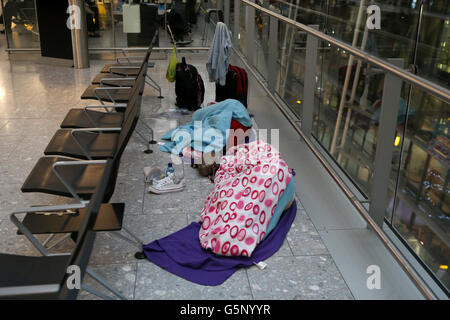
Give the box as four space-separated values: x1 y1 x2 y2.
148 173 185 194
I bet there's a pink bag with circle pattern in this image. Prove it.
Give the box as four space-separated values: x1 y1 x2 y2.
199 140 292 257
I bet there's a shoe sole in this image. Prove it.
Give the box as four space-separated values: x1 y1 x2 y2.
148 185 185 194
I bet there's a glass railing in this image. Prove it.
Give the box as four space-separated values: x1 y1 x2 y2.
87 0 215 49
267 0 449 87
387 86 449 291
253 10 269 79
238 1 247 56
231 0 450 297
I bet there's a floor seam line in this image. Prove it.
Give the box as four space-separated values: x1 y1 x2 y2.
245 269 255 300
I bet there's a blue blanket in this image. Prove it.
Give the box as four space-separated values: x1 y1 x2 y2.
263 178 296 240
160 99 252 154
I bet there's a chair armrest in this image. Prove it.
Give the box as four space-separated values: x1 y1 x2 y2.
51 159 108 203
83 104 127 120
93 87 132 104
71 128 121 132
10 203 86 255
117 49 135 64
116 56 146 64
100 77 136 86
12 203 87 215
109 66 140 72
93 86 132 91
70 128 121 160
84 104 127 110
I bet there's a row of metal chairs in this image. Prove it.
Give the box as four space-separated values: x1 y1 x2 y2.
0 38 158 300
0 161 115 300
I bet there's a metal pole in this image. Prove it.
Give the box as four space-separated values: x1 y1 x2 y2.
267 15 278 91
245 0 255 65
329 0 365 155
233 0 240 45
261 0 269 51
302 24 319 138
1 0 11 50
110 1 116 54
69 0 89 69
278 0 292 96
224 0 230 26
369 58 404 227
279 0 299 98
164 0 167 43
337 25 370 162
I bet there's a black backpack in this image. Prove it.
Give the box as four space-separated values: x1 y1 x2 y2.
175 57 205 110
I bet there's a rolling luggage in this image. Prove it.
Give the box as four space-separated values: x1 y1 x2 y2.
215 64 248 108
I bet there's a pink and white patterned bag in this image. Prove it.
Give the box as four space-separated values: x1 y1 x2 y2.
199 140 292 257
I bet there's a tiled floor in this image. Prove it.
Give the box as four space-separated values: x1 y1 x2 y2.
0 38 353 299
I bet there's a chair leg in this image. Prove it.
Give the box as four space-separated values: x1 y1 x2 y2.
46 233 72 250
10 204 87 255
81 284 115 300
109 230 142 250
135 97 157 149
10 213 51 256
134 251 146 260
135 129 153 154
85 268 127 300
122 225 144 246
11 210 128 301
42 233 56 247
139 120 157 145
145 75 163 99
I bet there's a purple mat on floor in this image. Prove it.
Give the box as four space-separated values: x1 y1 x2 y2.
143 201 297 286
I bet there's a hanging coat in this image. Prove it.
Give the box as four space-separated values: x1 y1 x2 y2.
206 22 232 86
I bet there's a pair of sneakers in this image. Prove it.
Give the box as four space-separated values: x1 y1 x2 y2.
148 172 185 194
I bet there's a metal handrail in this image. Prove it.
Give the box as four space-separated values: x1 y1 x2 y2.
240 0 450 103
4 47 210 53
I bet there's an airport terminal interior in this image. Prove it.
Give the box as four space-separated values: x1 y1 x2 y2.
0 0 448 300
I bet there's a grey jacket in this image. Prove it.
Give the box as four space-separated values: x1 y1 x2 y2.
206 22 232 86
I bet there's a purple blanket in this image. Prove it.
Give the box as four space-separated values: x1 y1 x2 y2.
143 201 297 286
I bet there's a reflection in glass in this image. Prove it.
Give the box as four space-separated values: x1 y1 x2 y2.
253 10 269 78
84 0 214 50
390 88 449 291
238 2 246 55
1 0 39 49
251 0 449 292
